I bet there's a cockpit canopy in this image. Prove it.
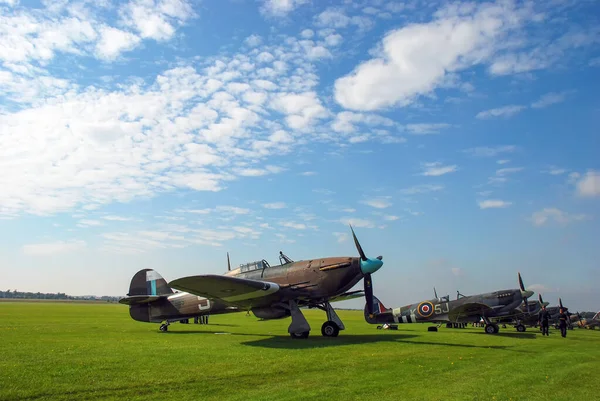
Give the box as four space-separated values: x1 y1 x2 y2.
239 259 270 273
238 251 294 273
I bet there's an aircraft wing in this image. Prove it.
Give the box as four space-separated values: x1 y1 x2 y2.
168 274 281 306
119 295 166 305
448 302 494 322
329 290 364 303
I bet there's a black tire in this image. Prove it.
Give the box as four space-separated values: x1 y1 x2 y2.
321 321 340 337
290 331 310 339
159 324 168 332
485 324 496 334
516 324 526 333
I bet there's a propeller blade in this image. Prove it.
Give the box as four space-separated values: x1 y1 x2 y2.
538 293 544 305
227 252 231 271
350 225 367 261
364 273 373 316
559 297 564 309
518 272 525 292
434 287 438 299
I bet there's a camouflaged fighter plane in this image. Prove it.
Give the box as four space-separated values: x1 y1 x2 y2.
492 293 550 330
119 269 240 331
575 311 600 329
364 273 535 334
167 226 383 339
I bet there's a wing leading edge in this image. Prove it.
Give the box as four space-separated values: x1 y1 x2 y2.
168 274 281 306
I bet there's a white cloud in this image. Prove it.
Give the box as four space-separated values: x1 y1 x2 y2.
531 92 567 109
102 215 135 221
361 197 392 209
404 123 450 135
478 199 512 209
451 267 464 276
315 8 373 31
497 160 510 165
263 202 286 209
496 167 524 176
22 240 87 255
530 208 588 226
476 105 526 119
529 284 553 294
300 171 317 176
244 34 262 47
120 0 195 41
464 145 516 157
280 221 306 230
78 219 104 227
333 2 530 111
338 217 375 228
383 215 399 221
575 170 600 197
260 0 309 17
333 232 348 243
400 184 444 195
95 26 141 60
421 162 458 177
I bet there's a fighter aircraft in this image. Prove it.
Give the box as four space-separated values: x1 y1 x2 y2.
364 273 535 334
493 293 550 329
575 311 600 329
167 226 383 339
119 269 240 331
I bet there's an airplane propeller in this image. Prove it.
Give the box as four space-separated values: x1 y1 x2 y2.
350 225 383 317
518 272 534 313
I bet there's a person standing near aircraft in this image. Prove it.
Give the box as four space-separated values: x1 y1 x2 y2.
558 308 568 338
539 305 551 336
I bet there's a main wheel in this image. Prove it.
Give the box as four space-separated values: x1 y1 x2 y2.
321 321 340 337
485 324 496 334
516 324 526 333
290 331 310 339
159 324 168 332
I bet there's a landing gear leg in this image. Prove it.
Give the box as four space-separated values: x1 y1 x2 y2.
287 300 311 339
320 302 344 337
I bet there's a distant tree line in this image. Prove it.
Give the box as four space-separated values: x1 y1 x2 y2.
0 289 120 302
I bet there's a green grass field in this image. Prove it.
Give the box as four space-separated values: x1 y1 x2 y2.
1 302 598 401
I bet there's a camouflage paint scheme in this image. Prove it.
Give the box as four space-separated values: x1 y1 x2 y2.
364 273 536 334
576 311 600 329
119 269 237 324
122 227 383 338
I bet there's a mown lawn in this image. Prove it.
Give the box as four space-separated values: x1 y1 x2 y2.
1 302 598 401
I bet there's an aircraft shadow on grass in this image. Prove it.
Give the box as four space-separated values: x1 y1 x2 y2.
239 334 535 352
464 332 537 340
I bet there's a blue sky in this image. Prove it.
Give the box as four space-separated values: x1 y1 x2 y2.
1 0 599 311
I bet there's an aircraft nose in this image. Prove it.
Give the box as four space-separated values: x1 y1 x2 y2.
360 258 383 275
523 290 534 299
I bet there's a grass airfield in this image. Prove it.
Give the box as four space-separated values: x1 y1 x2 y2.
1 302 598 401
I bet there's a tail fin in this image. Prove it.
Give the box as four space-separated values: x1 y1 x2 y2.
364 295 394 324
127 269 173 296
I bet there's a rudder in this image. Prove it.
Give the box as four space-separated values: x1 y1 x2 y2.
128 269 173 296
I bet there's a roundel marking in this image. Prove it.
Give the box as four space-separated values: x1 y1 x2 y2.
417 301 434 318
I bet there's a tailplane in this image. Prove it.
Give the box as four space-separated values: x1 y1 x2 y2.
120 269 173 323
119 269 173 306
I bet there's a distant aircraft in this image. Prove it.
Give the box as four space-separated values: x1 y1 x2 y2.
491 293 550 329
364 273 535 334
167 226 383 339
576 311 600 329
119 269 239 331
